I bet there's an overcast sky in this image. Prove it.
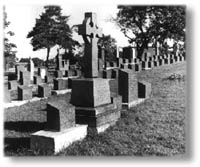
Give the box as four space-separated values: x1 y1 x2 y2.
5 4 129 60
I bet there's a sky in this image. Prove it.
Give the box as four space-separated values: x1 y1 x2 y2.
5 4 130 60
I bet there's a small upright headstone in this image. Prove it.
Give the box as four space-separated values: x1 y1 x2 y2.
27 58 34 81
19 71 31 85
18 85 32 100
118 69 138 107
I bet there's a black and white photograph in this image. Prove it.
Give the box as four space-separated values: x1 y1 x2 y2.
1 0 199 166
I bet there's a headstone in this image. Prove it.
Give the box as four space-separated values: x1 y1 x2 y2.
19 71 31 85
53 78 68 90
138 81 152 98
33 75 42 85
45 75 54 83
38 67 46 79
38 84 51 98
78 12 102 78
47 100 75 131
18 85 32 100
118 69 138 104
4 88 11 102
31 99 87 154
27 58 34 81
15 63 26 80
8 80 19 90
122 47 136 59
54 70 63 78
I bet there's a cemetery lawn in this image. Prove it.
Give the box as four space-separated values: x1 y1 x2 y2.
4 62 186 156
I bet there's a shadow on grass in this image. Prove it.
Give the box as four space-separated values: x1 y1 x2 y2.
4 121 47 132
4 137 31 156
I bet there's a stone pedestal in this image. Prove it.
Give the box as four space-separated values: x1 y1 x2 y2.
75 93 122 135
31 125 87 154
71 78 111 107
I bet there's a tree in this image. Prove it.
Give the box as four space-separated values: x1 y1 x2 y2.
4 6 17 69
27 5 75 67
98 35 117 62
114 5 185 58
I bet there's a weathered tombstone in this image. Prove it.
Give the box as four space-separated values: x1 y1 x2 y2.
8 80 19 90
71 12 121 134
18 85 32 100
54 70 63 78
19 71 31 85
15 63 27 80
27 58 34 81
118 69 138 108
103 69 112 79
38 67 46 79
53 78 68 90
38 84 51 98
122 47 136 60
31 99 87 154
4 88 11 102
138 81 152 98
45 75 54 83
33 75 42 85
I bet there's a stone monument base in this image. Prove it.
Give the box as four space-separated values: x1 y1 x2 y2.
75 94 122 135
30 124 87 154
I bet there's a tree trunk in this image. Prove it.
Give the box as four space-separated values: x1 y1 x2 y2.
46 47 50 68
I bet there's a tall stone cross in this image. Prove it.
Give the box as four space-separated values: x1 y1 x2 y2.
78 12 102 78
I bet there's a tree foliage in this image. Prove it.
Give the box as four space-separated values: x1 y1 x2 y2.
115 5 186 58
27 5 77 67
98 35 117 62
4 6 17 68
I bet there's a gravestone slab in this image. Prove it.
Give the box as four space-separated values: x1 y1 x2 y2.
138 81 152 98
47 100 75 131
53 78 68 90
103 70 112 79
27 58 34 81
45 75 54 83
4 88 11 102
38 84 51 98
15 64 26 80
18 85 32 100
71 78 111 108
33 75 42 85
31 125 87 154
118 69 138 104
8 80 19 90
38 67 46 79
54 70 63 78
19 71 31 85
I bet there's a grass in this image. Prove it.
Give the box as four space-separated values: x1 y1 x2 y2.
4 62 186 156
